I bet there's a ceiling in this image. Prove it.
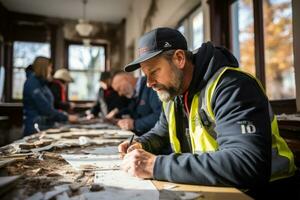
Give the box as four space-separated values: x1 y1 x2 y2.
0 0 133 24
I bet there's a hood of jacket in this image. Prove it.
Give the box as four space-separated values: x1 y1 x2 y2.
188 42 239 97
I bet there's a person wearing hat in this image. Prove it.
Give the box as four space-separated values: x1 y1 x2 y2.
48 68 75 112
118 27 298 198
23 57 78 136
86 71 130 119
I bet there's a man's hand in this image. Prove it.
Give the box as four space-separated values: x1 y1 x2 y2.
68 114 78 123
118 140 142 158
117 118 134 130
121 149 156 179
86 113 95 120
106 108 119 119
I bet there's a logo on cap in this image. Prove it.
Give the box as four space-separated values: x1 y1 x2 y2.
164 42 172 48
138 47 150 56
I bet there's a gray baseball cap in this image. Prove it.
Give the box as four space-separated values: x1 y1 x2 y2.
124 27 187 72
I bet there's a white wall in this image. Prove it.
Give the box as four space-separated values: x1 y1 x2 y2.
124 0 207 66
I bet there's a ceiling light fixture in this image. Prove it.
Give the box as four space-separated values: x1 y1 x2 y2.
76 0 93 37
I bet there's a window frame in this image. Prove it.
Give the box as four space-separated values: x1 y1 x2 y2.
253 0 297 109
8 39 52 102
176 3 204 51
11 40 51 100
64 40 108 102
230 0 297 112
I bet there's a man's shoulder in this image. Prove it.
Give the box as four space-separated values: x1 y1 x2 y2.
212 69 267 103
216 69 259 89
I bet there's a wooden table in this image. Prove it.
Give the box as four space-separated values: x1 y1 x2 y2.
0 124 252 200
153 180 251 200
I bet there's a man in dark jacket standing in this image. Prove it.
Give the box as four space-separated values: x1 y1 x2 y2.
108 72 161 135
118 28 298 198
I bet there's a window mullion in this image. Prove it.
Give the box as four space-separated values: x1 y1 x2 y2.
253 0 266 89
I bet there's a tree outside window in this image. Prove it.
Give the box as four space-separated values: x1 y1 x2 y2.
231 0 295 100
263 0 295 99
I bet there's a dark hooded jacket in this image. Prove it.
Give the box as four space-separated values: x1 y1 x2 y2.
48 79 71 111
23 72 68 136
136 42 272 189
117 76 162 135
90 87 130 117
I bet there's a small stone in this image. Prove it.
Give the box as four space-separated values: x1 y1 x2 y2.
69 183 81 192
89 184 104 192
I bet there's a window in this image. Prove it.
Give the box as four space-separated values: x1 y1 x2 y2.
231 0 295 100
231 0 255 76
263 0 295 99
177 24 185 36
192 9 204 50
177 6 204 50
12 41 50 99
68 44 105 101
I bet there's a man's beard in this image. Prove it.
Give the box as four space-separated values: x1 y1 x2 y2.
153 64 184 102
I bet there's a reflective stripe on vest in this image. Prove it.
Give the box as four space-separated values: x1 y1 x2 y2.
163 66 296 181
163 102 181 153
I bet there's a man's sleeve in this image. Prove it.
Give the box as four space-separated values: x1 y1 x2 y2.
116 99 135 118
90 101 101 116
91 89 106 116
134 90 162 134
152 71 272 188
136 111 171 155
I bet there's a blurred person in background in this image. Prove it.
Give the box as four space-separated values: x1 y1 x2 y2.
107 72 161 135
48 68 75 112
86 71 130 120
23 56 78 136
25 64 33 78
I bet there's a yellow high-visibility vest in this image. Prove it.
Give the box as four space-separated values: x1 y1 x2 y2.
163 67 296 181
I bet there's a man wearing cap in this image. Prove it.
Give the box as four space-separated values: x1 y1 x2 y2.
108 72 162 136
48 68 75 112
118 27 298 197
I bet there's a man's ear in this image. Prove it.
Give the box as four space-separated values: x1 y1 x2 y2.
173 50 186 69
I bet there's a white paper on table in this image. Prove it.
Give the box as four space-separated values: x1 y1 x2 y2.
80 187 159 200
93 170 159 200
82 146 119 155
61 154 121 171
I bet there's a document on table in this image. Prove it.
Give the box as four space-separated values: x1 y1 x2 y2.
82 146 119 155
61 144 159 200
61 154 121 171
94 170 159 200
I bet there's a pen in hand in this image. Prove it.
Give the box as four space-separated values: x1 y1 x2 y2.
119 134 134 158
119 134 135 158
128 134 135 147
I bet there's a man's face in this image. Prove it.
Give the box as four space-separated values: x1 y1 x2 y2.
99 81 108 90
141 55 184 102
47 63 53 80
112 76 135 98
